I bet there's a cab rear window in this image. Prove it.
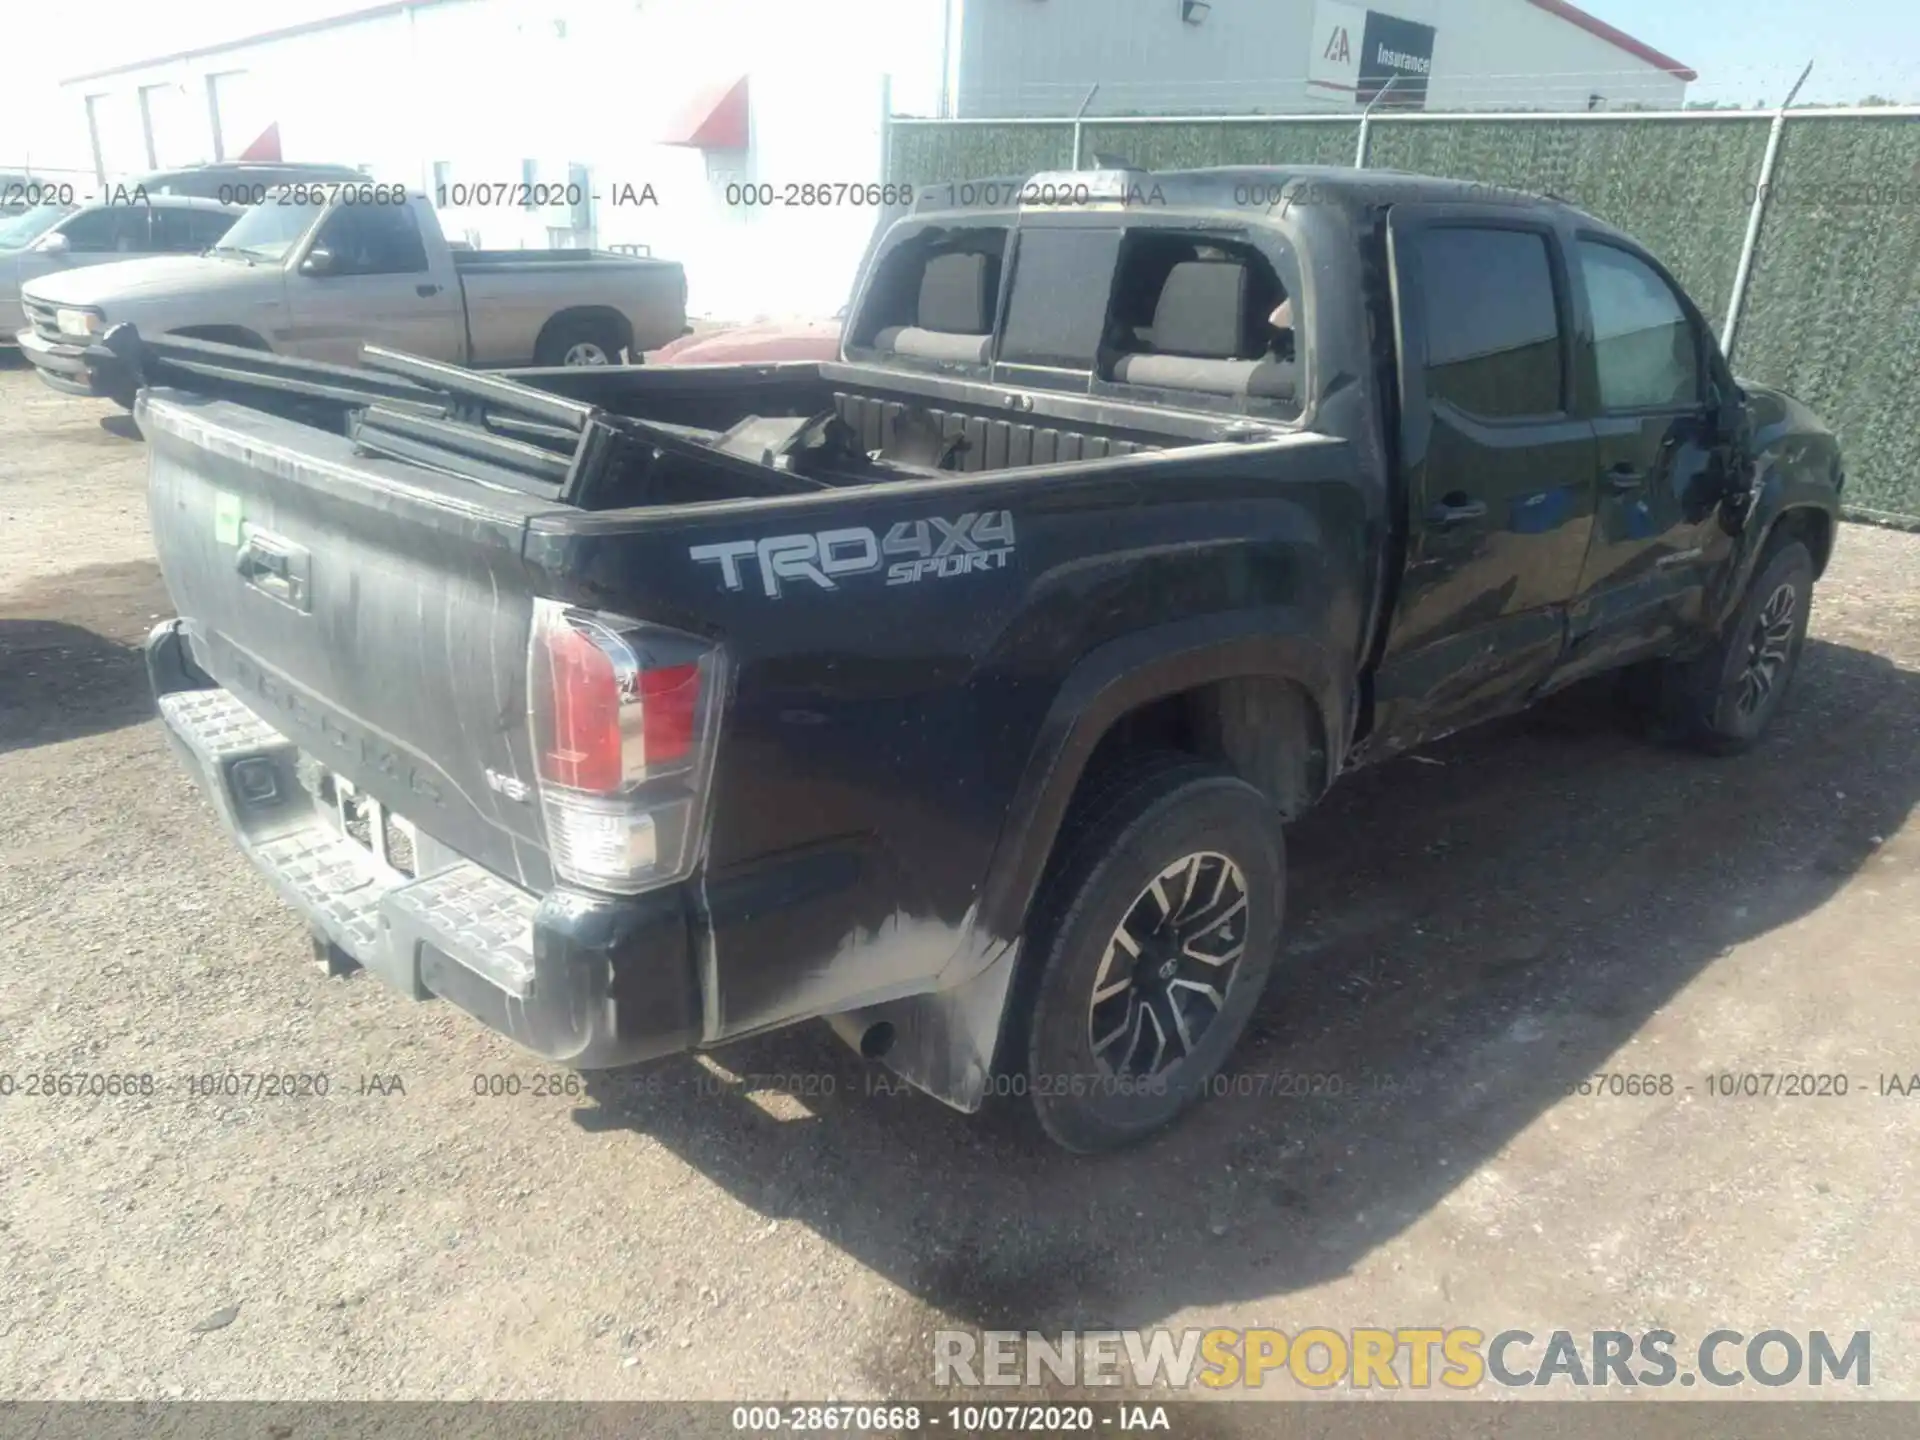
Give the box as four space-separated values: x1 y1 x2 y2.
848 226 1008 372
997 226 1122 372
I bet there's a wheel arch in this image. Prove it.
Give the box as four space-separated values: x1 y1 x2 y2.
533 305 633 363
1766 505 1835 578
1712 476 1840 635
975 611 1345 948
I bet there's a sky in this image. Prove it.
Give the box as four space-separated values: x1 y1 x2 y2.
4 0 1918 164
1587 0 1920 105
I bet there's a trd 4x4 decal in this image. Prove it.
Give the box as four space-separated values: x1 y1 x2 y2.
690 512 1015 598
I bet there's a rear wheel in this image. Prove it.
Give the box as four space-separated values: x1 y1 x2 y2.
1018 757 1285 1153
534 317 625 367
1655 536 1815 754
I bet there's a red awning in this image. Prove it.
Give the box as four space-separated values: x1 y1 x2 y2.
237 122 283 162
663 75 748 149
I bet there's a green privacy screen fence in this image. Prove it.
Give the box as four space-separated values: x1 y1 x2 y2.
886 109 1920 527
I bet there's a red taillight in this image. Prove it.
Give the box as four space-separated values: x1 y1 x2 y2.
529 601 723 895
535 616 708 793
639 662 700 767
536 621 623 792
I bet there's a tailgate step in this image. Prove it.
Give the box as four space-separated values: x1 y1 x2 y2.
256 827 399 956
159 686 537 1001
386 863 538 997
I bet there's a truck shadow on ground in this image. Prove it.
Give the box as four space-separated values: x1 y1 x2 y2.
0 561 171 754
0 620 153 754
579 637 1919 1361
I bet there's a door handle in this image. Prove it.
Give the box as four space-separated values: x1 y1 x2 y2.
1425 495 1489 530
235 527 311 611
1605 463 1647 493
416 283 443 297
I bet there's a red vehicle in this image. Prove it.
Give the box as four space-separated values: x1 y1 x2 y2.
650 315 841 365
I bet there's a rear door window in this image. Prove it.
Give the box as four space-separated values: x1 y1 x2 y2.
58 205 154 254
1417 226 1565 419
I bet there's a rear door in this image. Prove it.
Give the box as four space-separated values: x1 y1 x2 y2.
286 201 464 364
1560 236 1735 676
1370 206 1598 752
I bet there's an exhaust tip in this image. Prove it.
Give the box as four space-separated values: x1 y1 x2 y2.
827 1012 897 1061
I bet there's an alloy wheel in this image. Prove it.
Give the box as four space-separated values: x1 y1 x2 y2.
1735 580 1798 719
1088 851 1249 1080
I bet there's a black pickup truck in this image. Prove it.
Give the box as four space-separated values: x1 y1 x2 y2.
120 165 1844 1152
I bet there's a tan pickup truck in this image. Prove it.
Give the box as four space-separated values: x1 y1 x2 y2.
17 187 686 401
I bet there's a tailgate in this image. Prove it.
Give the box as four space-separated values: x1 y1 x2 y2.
142 390 563 889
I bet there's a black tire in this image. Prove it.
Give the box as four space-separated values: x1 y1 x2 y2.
534 317 625 367
1017 755 1285 1153
1656 537 1815 754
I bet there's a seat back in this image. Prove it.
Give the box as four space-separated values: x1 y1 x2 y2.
1113 259 1295 400
875 251 994 364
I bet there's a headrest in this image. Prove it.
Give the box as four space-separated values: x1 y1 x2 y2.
1152 261 1249 359
918 252 992 335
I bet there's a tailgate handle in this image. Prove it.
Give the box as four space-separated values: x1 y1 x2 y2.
235 526 311 612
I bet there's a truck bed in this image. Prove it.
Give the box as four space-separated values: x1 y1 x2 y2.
452 248 665 271
126 308 1367 1079
94 328 1284 508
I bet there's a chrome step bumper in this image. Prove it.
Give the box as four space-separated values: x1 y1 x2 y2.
158 687 537 1001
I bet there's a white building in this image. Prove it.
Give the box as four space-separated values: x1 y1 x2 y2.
50 0 946 321
43 0 1692 321
953 0 1695 116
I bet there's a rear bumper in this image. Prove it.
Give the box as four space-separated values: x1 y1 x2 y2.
17 325 109 396
147 620 703 1069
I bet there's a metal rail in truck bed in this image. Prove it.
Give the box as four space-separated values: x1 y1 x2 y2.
89 324 821 507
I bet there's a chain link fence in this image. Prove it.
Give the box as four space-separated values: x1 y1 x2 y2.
886 108 1920 528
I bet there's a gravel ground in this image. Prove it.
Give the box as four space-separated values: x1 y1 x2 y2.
2 356 1918 1404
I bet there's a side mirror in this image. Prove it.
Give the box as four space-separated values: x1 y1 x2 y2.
1707 379 1746 447
37 231 71 256
299 246 336 277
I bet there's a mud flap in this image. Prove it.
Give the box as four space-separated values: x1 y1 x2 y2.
825 940 1022 1113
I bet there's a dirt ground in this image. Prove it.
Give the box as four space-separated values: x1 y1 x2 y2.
2 355 1918 1406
